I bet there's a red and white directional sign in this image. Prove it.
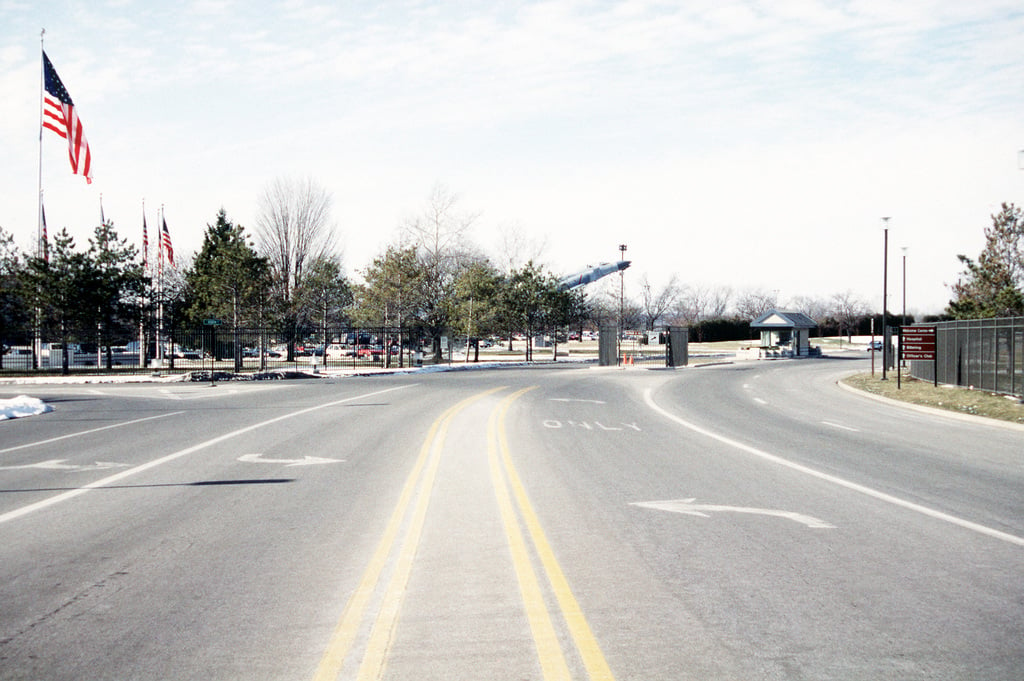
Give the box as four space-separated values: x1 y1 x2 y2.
902 326 936 361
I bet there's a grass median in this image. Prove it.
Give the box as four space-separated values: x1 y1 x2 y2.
842 371 1024 425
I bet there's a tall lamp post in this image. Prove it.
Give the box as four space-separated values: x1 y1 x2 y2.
901 246 908 369
901 247 908 326
618 243 627 357
881 217 890 380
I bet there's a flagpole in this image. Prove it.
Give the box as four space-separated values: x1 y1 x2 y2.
139 198 148 368
37 29 45 258
157 204 164 364
34 28 46 370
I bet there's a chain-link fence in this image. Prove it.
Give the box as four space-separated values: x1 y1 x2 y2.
909 317 1023 397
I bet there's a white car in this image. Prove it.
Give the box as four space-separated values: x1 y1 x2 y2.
324 343 352 359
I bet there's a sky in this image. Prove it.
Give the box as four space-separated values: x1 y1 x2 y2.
2 0 1023 316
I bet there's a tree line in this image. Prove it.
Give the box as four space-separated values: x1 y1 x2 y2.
0 181 586 368
3 184 1020 370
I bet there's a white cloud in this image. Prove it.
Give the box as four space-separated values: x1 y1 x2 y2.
1 0 1022 315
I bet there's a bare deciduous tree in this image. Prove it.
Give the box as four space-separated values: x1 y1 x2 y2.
674 284 732 325
255 177 341 357
829 290 869 341
492 221 548 274
734 288 778 319
786 295 830 324
401 184 483 359
256 177 339 309
639 273 680 330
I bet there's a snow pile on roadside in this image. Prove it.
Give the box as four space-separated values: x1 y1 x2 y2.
0 395 52 420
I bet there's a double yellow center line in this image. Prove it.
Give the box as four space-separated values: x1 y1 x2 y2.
488 388 616 681
313 386 614 681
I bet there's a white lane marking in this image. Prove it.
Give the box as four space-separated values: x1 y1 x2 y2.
157 388 239 400
643 388 1024 547
822 421 859 432
0 384 415 526
753 397 768 405
0 412 183 454
632 499 835 529
237 454 343 466
0 459 131 472
549 398 606 404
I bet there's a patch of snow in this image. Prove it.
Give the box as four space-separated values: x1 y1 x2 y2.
0 395 52 420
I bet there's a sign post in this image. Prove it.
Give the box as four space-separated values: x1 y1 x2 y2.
204 319 221 386
900 325 937 388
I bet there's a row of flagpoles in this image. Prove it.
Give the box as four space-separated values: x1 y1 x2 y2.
38 32 175 277
38 191 175 275
38 33 177 366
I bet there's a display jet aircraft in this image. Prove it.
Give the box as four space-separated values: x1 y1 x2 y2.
557 260 631 290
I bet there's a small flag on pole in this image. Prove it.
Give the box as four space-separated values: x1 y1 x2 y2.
42 51 93 184
161 216 174 266
40 197 50 263
142 208 149 270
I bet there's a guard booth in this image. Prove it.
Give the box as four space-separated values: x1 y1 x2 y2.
749 310 819 358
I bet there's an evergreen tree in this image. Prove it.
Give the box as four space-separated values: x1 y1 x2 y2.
948 203 1024 318
21 229 94 373
503 262 567 360
354 245 422 328
87 220 147 367
0 227 30 358
451 260 504 360
184 210 269 327
295 256 352 342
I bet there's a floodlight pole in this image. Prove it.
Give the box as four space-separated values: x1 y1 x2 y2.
881 217 890 380
618 243 627 350
901 246 908 368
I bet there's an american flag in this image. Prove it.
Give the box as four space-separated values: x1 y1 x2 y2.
40 197 49 263
42 51 92 184
161 217 174 266
142 210 149 270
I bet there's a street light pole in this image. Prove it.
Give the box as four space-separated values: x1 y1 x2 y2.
881 217 890 380
901 246 908 369
901 246 908 328
618 243 627 350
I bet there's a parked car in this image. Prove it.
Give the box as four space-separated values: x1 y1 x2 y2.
867 341 883 351
324 343 352 359
1 346 34 368
356 345 384 358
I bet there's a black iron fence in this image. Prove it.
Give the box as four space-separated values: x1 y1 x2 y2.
909 317 1023 397
0 325 443 375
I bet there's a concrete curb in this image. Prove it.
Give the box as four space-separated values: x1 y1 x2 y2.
835 374 1024 433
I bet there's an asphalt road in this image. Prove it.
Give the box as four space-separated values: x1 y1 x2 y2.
1 357 1021 680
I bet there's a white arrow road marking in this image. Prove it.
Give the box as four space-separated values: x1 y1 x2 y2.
237 454 343 467
0 384 411 526
643 387 1024 547
0 459 131 472
632 499 836 529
